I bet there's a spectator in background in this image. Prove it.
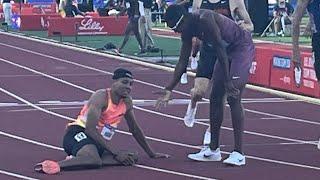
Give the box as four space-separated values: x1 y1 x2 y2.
115 0 146 55
56 0 61 12
78 0 93 12
139 0 155 51
1 0 12 26
65 0 87 17
273 0 294 36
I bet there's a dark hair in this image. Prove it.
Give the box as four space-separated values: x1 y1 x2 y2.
164 4 187 29
112 68 133 80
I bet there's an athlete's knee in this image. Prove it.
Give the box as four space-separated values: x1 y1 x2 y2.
191 77 210 100
226 96 241 107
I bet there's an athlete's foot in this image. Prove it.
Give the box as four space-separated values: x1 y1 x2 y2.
190 57 198 70
223 151 246 166
134 49 147 56
188 146 222 161
113 48 121 55
183 101 197 127
180 73 188 84
34 160 60 175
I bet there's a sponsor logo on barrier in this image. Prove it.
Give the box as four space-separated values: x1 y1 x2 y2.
273 56 291 69
249 61 257 74
280 75 291 84
304 56 314 68
303 79 315 88
79 18 104 32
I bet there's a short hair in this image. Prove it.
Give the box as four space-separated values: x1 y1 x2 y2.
164 5 187 29
112 68 133 80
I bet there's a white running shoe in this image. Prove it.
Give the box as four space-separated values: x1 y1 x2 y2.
188 146 222 161
183 101 197 127
223 151 246 166
180 73 188 84
190 57 198 70
203 130 211 145
294 66 302 87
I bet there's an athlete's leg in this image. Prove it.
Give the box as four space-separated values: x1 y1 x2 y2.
209 71 226 151
132 17 145 52
58 144 103 170
119 20 134 51
312 32 320 82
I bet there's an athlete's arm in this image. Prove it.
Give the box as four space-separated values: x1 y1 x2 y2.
292 0 309 67
165 38 193 91
84 90 117 155
124 98 169 158
230 0 254 32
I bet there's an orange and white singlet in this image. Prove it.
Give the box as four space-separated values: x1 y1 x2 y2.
69 89 127 140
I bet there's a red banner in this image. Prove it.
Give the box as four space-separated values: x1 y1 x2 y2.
20 14 60 30
248 46 272 86
47 16 128 36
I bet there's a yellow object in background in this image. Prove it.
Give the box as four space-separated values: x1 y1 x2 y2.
59 10 66 18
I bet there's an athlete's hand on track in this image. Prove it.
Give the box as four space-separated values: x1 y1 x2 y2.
114 151 138 166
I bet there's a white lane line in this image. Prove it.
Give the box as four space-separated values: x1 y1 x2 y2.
0 58 317 145
0 87 217 180
0 73 105 78
1 45 319 126
0 131 63 151
261 117 286 120
0 170 39 180
9 106 82 112
0 87 319 171
244 108 320 125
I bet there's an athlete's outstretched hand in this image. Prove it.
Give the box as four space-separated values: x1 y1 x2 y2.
153 89 172 110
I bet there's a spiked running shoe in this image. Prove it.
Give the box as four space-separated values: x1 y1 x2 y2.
34 160 60 175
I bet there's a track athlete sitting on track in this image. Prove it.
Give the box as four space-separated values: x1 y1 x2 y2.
155 5 254 166
35 68 169 175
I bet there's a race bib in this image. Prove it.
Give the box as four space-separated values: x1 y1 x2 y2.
101 125 115 140
74 132 87 142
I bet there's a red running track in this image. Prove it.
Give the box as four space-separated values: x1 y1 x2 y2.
0 32 319 180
